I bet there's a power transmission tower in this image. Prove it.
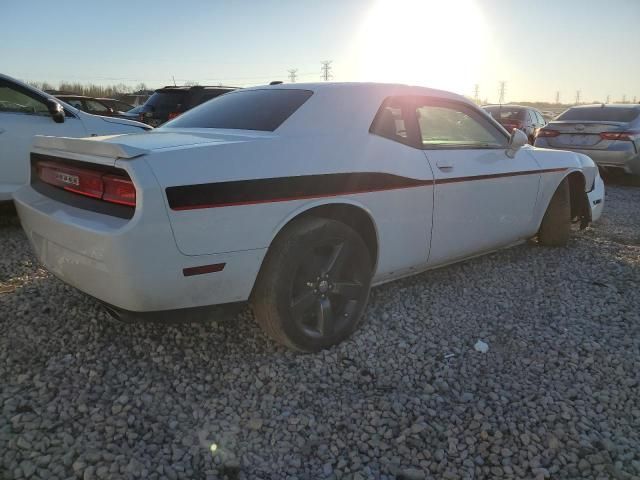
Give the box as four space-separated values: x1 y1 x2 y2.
287 69 298 83
606 94 610 104
321 61 333 81
498 81 506 104
622 94 627 103
634 96 637 103
473 84 479 104
555 91 560 104
575 90 581 105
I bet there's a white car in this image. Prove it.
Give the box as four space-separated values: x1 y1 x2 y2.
0 73 150 201
14 83 605 351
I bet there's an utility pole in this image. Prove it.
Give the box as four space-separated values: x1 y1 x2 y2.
622 94 627 103
555 91 560 104
575 90 581 105
498 81 506 104
321 60 333 81
606 94 610 104
473 84 479 104
287 69 298 83
634 96 637 103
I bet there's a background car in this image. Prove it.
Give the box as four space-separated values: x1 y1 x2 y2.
0 73 150 202
52 94 132 118
535 104 640 176
123 85 239 126
482 105 547 144
14 83 604 352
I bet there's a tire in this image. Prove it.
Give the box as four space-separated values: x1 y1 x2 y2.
538 178 571 246
252 217 373 352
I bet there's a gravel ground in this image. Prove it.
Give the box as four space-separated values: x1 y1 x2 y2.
1 182 639 480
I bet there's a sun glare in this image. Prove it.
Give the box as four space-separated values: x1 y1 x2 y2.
352 0 489 94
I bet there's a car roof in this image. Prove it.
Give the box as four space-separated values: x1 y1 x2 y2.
230 82 475 136
156 85 239 92
568 103 640 110
482 104 532 110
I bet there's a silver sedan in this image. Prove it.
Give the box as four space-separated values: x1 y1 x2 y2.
534 104 640 176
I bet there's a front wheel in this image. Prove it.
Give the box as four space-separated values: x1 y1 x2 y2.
252 217 373 352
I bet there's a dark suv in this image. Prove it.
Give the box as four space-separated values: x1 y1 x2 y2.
482 105 547 144
124 85 238 127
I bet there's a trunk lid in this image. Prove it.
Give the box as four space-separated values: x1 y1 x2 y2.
542 120 630 149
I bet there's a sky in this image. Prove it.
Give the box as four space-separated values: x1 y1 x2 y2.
2 0 639 103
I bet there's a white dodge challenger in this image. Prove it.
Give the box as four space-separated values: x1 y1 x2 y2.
14 83 605 351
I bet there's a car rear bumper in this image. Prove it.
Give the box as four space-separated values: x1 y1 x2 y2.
534 139 640 174
14 185 266 312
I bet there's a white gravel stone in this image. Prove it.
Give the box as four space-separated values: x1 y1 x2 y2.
1 183 639 478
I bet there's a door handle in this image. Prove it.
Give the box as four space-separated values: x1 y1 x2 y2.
435 158 453 170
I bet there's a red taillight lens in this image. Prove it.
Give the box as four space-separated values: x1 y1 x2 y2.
37 162 104 198
168 112 181 120
537 129 560 138
102 175 136 206
600 130 639 141
37 162 136 207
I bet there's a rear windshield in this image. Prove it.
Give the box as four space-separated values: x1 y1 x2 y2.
162 89 313 131
144 91 188 111
556 107 640 122
484 107 525 121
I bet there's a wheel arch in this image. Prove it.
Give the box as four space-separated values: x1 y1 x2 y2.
268 199 380 269
564 170 591 228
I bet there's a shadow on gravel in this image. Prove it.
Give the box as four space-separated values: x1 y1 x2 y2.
601 172 640 187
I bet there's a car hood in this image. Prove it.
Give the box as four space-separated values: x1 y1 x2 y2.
97 115 151 129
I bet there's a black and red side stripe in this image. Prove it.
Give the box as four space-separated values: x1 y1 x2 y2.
166 168 567 211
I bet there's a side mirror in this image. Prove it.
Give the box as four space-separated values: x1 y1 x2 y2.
506 129 528 158
46 99 65 123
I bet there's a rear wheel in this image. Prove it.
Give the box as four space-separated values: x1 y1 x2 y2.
538 178 571 246
252 217 373 352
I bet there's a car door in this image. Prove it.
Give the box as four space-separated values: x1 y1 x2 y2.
0 79 87 197
412 97 541 266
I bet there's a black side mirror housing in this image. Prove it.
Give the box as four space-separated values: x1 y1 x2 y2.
46 99 65 123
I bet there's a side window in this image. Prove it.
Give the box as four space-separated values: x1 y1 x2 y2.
536 111 545 125
416 102 508 149
370 98 410 144
0 81 49 115
65 99 85 110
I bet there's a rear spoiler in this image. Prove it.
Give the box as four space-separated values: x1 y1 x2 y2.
33 135 148 159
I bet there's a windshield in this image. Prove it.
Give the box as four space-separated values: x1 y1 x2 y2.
162 89 313 131
556 107 639 122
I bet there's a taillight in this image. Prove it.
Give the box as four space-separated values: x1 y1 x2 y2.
168 112 181 120
537 129 560 138
102 175 136 206
37 161 136 207
600 130 639 141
